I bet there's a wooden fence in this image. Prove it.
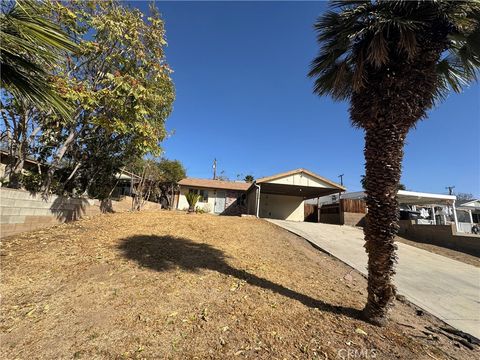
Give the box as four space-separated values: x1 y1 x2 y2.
304 199 367 223
341 199 366 214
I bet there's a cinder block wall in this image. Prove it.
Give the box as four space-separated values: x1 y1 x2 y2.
0 188 161 238
398 220 480 256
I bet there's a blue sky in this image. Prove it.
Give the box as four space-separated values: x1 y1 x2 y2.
132 1 479 197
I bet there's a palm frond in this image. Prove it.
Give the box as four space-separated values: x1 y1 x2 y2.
309 0 480 103
0 0 78 118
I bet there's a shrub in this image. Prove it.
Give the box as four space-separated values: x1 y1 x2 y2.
185 192 201 212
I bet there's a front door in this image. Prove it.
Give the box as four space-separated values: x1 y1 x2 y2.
214 191 226 213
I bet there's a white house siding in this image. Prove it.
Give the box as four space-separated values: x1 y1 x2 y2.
259 193 304 221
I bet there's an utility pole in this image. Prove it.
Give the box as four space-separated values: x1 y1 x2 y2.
338 174 344 186
213 158 217 180
446 185 455 195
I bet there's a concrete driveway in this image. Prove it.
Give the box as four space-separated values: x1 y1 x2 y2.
267 219 480 339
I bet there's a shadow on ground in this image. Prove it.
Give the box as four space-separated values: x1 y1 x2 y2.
118 235 361 320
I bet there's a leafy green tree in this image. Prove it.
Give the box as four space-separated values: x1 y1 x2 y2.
125 157 186 209
1 98 41 188
40 0 175 193
309 1 479 325
157 159 186 209
60 130 141 199
157 159 187 184
0 0 77 118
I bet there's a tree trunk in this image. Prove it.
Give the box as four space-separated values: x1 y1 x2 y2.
169 183 174 210
42 128 76 195
361 123 408 326
8 158 24 189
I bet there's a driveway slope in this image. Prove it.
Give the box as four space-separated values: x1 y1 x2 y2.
267 219 480 339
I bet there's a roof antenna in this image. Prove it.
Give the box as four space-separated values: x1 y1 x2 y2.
338 174 344 186
445 185 455 195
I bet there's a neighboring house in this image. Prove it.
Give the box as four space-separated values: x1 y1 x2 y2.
0 149 48 181
177 168 345 221
111 169 142 198
334 190 480 233
456 199 480 229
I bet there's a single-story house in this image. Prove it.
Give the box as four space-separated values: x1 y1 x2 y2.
177 178 250 215
177 168 345 221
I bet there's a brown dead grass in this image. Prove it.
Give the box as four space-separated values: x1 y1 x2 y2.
1 211 478 359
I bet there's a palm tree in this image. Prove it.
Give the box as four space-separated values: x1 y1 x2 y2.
0 0 77 117
309 1 479 325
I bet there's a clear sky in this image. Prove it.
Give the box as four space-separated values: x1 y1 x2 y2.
132 1 479 197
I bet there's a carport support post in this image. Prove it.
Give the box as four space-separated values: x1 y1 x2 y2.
338 191 344 225
468 209 474 226
317 197 320 223
452 201 459 232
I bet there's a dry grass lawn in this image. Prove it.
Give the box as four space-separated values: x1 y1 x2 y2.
1 211 478 359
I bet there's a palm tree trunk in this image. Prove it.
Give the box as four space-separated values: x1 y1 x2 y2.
361 123 408 326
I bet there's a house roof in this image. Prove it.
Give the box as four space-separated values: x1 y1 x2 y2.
457 199 480 209
342 190 457 205
0 149 45 167
256 168 346 191
457 199 478 206
178 178 250 191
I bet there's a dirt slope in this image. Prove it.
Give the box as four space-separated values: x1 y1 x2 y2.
1 211 477 359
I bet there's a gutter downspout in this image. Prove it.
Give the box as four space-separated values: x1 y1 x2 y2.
254 182 261 218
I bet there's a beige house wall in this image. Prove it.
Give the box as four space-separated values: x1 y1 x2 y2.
177 186 247 215
177 187 215 213
259 193 304 221
267 173 331 188
247 189 257 215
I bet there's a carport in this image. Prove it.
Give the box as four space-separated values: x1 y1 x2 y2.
247 169 345 221
342 190 459 229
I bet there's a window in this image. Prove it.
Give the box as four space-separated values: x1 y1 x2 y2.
473 213 479 224
189 188 208 203
236 193 246 206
